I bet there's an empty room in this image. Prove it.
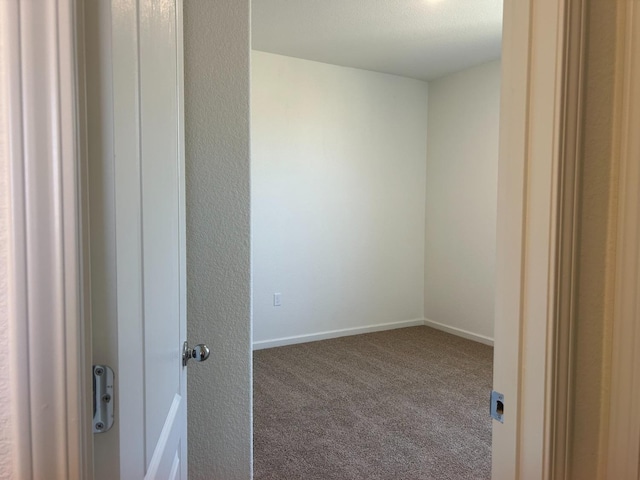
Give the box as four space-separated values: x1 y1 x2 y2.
251 1 502 478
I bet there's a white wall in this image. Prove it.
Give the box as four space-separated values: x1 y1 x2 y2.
251 51 428 346
424 60 501 342
184 2 252 479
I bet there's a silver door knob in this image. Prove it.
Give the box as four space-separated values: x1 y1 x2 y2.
182 341 210 366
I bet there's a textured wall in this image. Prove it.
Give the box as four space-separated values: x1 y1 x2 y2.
569 1 619 478
183 1 252 479
424 60 500 341
252 51 428 344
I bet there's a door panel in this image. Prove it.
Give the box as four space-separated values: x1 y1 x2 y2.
88 0 187 478
139 0 182 468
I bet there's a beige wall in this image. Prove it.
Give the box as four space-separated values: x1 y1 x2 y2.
184 1 252 478
569 1 619 478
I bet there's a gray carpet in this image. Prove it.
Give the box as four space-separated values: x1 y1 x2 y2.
253 326 493 480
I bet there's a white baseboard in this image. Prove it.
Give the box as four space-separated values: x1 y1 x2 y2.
252 318 494 350
252 318 425 350
423 318 494 346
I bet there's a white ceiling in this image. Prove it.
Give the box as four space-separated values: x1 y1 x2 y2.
252 0 503 81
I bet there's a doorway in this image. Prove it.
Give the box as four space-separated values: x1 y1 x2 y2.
250 1 502 478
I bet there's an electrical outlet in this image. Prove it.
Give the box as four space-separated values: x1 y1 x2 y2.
273 293 282 307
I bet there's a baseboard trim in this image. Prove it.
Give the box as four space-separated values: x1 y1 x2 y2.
252 319 425 350
252 318 494 350
423 318 494 347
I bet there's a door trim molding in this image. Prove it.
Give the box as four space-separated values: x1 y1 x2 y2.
492 0 587 478
607 1 640 477
549 1 587 477
2 0 93 478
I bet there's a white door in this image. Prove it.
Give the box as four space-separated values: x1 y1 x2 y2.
86 1 192 478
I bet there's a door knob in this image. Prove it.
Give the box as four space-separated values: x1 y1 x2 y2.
182 341 210 366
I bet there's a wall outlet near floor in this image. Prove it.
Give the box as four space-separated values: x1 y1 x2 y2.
273 293 282 307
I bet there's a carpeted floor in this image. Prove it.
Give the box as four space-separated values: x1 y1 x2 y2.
253 326 493 480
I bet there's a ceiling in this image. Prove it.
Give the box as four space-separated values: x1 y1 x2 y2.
252 0 503 81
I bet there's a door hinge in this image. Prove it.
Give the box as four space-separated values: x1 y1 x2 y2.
93 365 114 433
490 390 504 423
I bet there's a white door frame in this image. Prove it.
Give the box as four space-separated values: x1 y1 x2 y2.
3 0 637 478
